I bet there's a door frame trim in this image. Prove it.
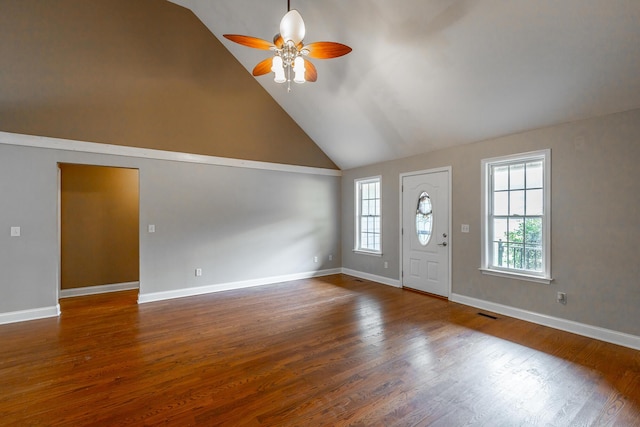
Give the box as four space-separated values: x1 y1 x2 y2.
399 166 452 297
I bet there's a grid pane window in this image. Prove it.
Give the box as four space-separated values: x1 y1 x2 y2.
355 177 381 253
491 161 543 272
483 151 550 281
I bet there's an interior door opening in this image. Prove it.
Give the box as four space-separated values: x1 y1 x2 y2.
58 163 140 300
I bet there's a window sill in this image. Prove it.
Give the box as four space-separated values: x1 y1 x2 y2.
353 249 383 257
479 268 553 285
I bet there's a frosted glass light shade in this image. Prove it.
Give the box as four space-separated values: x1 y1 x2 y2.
280 10 305 44
271 56 286 83
293 56 305 83
274 69 286 83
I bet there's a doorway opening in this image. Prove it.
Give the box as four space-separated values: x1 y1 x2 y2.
58 163 140 300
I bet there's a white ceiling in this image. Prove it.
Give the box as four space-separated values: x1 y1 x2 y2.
169 0 640 170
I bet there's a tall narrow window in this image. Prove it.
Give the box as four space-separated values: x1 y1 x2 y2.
355 176 381 254
481 150 551 283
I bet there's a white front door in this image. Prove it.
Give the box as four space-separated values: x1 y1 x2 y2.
401 170 450 297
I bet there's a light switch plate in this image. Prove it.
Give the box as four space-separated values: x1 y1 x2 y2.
148 224 155 233
10 226 21 237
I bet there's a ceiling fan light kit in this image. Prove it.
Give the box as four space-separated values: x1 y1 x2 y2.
280 9 305 45
271 56 286 83
223 3 351 91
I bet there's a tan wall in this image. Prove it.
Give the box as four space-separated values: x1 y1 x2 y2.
0 0 337 170
60 164 139 289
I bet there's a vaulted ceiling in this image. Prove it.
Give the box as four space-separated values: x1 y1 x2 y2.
170 0 640 170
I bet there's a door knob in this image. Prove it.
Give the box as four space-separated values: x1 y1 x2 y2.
438 242 447 247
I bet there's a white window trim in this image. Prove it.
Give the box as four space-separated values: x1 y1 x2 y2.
480 149 552 284
353 249 384 257
354 176 382 256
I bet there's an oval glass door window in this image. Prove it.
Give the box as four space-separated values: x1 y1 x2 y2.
416 191 433 245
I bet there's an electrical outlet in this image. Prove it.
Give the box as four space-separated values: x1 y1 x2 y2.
195 268 202 277
384 261 388 269
461 224 470 233
314 256 318 263
557 292 567 304
148 224 155 233
329 254 333 261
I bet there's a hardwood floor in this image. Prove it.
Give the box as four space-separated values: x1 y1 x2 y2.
1 274 639 426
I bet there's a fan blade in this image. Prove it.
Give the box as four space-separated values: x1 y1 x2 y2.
252 57 274 76
305 41 352 59
273 34 284 49
303 59 317 82
223 34 274 50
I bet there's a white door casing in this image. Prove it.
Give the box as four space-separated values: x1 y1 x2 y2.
401 169 451 297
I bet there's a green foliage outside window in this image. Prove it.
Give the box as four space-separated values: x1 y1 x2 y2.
496 218 542 272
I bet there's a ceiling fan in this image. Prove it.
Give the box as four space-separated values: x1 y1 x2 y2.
223 1 352 90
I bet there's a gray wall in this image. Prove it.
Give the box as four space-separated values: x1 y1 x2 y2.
1 145 59 312
342 108 640 336
0 140 340 314
139 159 341 294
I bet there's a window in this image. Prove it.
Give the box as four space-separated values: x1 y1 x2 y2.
416 191 433 246
355 176 381 254
481 150 551 283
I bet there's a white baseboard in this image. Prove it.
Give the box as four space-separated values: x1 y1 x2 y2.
138 268 342 304
341 268 402 288
450 293 640 351
0 305 61 325
59 281 140 298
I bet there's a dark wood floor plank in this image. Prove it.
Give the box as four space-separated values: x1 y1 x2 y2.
1 274 639 425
